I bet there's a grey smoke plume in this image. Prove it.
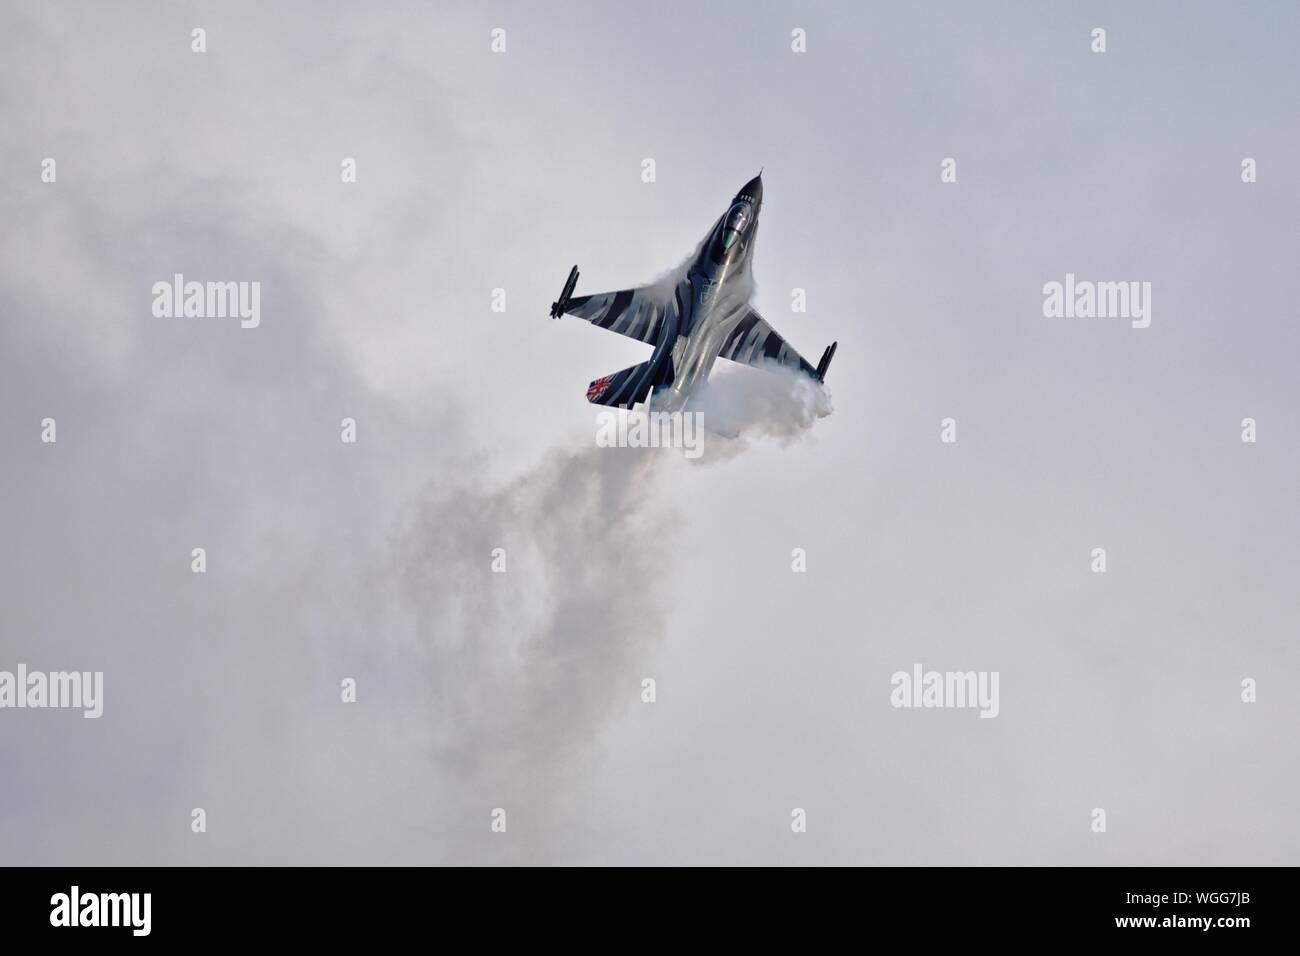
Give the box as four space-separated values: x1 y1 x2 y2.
379 342 833 859
392 444 675 861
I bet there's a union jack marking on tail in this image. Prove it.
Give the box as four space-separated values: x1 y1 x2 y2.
587 375 616 402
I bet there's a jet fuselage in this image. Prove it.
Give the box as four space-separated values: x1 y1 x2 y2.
654 175 764 410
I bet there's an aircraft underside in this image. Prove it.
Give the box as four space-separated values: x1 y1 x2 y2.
549 175 836 411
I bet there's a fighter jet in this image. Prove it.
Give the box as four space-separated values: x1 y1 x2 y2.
550 174 836 411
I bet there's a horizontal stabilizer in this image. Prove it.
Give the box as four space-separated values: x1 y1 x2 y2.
586 361 660 409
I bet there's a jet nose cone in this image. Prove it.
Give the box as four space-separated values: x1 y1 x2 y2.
734 173 763 206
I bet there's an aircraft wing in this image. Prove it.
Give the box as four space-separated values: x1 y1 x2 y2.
557 283 676 347
717 307 831 380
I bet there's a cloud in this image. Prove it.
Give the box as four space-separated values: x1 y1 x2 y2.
3 0 1299 867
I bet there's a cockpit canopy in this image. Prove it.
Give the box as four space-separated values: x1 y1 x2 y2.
721 203 752 251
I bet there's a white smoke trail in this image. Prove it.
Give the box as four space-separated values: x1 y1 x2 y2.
690 360 833 460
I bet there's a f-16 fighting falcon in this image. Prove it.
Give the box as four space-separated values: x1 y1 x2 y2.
550 174 836 411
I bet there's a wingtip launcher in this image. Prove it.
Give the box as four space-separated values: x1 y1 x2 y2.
550 265 580 319
814 341 837 382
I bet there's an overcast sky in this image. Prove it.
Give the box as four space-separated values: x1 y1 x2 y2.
2 0 1297 864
